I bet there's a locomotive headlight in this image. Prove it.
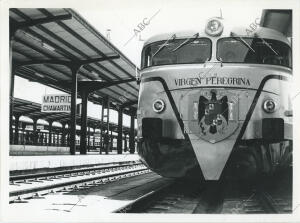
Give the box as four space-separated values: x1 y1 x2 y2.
153 99 165 113
263 99 276 113
205 18 224 36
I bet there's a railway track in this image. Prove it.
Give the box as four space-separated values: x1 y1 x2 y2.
9 163 292 214
221 189 292 213
9 161 150 203
221 170 293 214
114 180 206 213
114 178 292 214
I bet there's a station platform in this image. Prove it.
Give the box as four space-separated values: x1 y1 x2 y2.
10 152 140 172
7 172 172 221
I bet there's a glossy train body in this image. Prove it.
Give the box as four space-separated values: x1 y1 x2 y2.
136 19 293 181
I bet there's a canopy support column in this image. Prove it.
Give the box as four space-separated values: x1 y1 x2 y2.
129 113 135 154
93 128 96 150
107 99 110 154
70 66 79 155
9 29 16 145
124 134 128 152
110 129 113 153
48 121 53 146
21 123 25 145
79 90 88 154
117 108 123 154
100 101 105 153
61 123 66 146
67 121 71 147
14 115 20 145
32 118 37 145
106 98 110 137
41 133 44 146
87 127 91 152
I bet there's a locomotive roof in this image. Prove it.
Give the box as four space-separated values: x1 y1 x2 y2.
144 27 290 47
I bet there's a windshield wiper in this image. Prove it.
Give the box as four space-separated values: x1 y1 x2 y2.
254 33 278 55
172 33 199 52
152 34 176 58
230 32 255 53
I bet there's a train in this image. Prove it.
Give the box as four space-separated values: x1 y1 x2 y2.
136 16 293 181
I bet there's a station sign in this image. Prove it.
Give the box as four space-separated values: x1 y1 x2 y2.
42 94 71 113
94 133 101 137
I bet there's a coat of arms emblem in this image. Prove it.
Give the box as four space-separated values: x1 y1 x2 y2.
187 89 239 143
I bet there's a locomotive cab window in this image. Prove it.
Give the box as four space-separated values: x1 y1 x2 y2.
217 37 292 68
142 38 212 68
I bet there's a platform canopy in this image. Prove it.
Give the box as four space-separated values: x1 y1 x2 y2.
12 98 134 134
10 8 139 114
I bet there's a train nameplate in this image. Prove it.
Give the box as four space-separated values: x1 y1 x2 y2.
174 76 250 87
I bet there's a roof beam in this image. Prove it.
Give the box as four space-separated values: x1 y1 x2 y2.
120 100 138 108
13 102 34 108
15 66 67 89
15 14 72 30
77 78 135 94
15 108 40 116
30 112 68 120
10 10 72 38
52 115 82 123
80 56 120 65
16 55 120 68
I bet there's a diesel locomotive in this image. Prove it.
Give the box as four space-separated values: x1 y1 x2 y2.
136 17 293 181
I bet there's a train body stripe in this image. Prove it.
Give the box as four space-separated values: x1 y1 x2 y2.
168 86 279 96
232 75 288 149
142 77 190 142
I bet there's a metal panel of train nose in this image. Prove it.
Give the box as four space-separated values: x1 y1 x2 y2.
180 89 245 180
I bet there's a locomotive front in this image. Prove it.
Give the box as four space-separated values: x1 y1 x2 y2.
137 18 293 181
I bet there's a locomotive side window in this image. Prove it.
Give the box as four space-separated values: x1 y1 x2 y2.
217 38 292 68
142 38 212 68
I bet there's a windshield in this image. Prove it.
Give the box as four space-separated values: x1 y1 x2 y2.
142 37 212 68
217 37 292 68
